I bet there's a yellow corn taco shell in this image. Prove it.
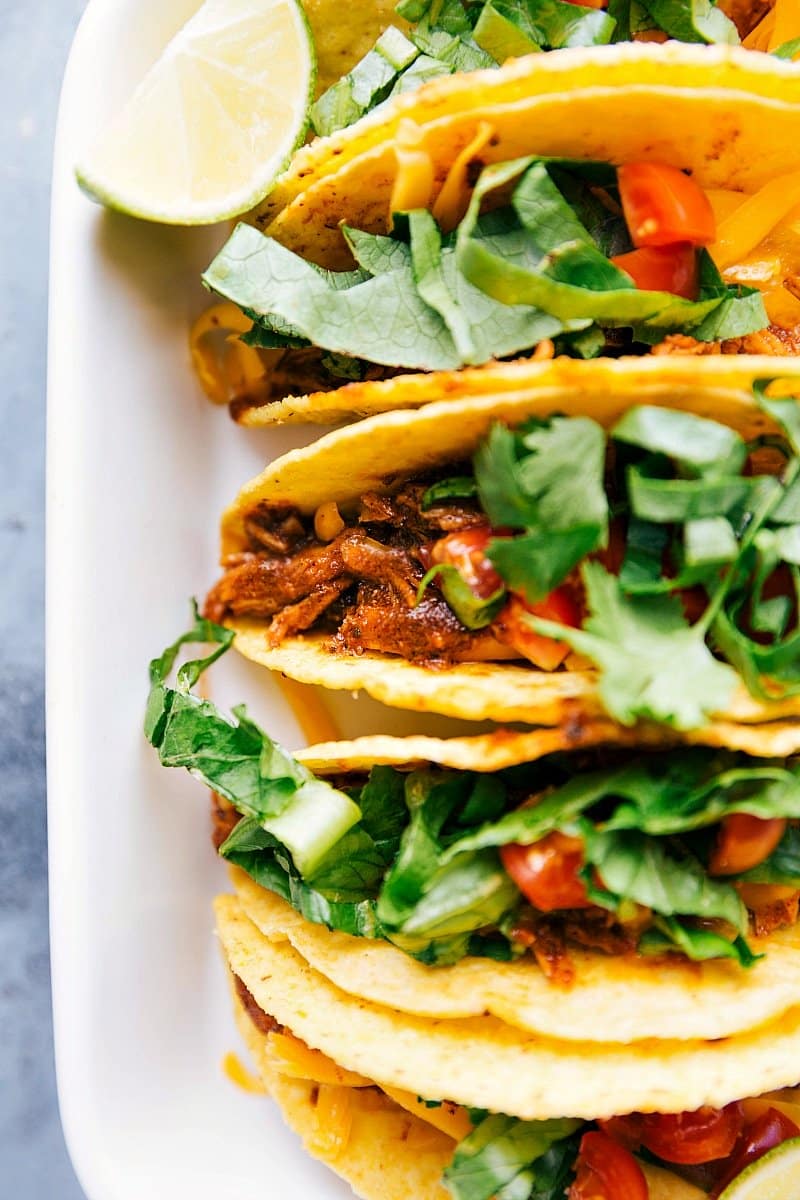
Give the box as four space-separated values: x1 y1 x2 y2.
228 966 705 1200
229 984 706 1200
217 892 800 1121
237 356 800 429
229 865 800 1046
218 375 800 746
258 43 800 266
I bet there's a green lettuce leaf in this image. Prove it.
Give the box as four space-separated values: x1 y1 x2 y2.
417 563 506 629
638 0 738 43
444 1115 583 1200
639 917 759 968
145 608 361 877
457 161 761 335
581 824 748 932
205 221 564 371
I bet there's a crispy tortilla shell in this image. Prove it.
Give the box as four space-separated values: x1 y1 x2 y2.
217 893 800 1120
303 0 408 95
230 978 454 1199
230 968 703 1200
237 356 800 429
230 866 800 1046
257 43 800 264
232 628 800 754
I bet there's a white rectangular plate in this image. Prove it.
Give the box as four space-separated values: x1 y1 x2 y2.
47 4 474 1197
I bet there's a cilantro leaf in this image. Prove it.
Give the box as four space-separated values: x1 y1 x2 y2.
475 417 608 602
525 562 738 728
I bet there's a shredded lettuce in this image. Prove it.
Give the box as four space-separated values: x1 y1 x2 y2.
146 633 800 972
310 0 740 137
444 1115 583 1200
206 158 765 372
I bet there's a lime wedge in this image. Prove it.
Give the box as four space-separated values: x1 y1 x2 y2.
718 1137 800 1199
76 0 315 225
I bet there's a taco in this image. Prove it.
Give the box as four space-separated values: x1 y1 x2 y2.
228 965 733 1200
192 42 800 424
228 958 800 1200
147 623 800 1004
202 374 800 741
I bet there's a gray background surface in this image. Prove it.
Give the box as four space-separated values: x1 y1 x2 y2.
1 1 88 1194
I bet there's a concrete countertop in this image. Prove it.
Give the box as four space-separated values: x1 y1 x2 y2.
1 2 87 1195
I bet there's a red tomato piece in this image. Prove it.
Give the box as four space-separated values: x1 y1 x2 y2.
500 832 592 912
568 1131 648 1200
563 0 607 6
430 527 503 599
611 243 699 299
493 588 581 671
617 162 716 247
624 1106 744 1166
712 1108 800 1197
708 814 787 876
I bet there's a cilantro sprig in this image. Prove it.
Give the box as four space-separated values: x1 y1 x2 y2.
468 393 800 730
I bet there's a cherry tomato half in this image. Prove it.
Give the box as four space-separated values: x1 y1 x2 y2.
430 527 503 600
708 814 787 876
500 832 592 912
568 1131 648 1200
611 243 699 299
617 162 716 247
563 0 607 7
712 1108 800 1197
603 1105 744 1166
493 588 581 671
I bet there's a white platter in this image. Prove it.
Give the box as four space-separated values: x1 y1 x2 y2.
47 4 475 1196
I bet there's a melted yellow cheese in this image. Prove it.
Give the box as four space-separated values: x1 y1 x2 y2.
382 1087 474 1141
267 1030 372 1087
390 120 435 217
770 0 800 52
710 171 800 271
189 302 268 406
222 1050 266 1094
432 122 495 232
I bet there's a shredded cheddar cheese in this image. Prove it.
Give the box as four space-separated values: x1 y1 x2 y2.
189 301 269 405
382 1087 474 1141
710 171 800 270
222 1051 266 1094
432 121 495 232
390 120 435 218
307 1084 354 1160
267 1030 371 1087
770 0 800 52
744 0 800 54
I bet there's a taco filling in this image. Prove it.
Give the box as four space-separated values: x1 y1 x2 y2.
147 616 800 973
303 0 794 138
206 394 800 731
230 970 800 1200
200 152 800 416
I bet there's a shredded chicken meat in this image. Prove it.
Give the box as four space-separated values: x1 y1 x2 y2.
205 478 502 663
652 324 800 357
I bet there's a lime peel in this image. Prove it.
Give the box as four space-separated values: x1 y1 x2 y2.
75 0 316 225
718 1136 800 1199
